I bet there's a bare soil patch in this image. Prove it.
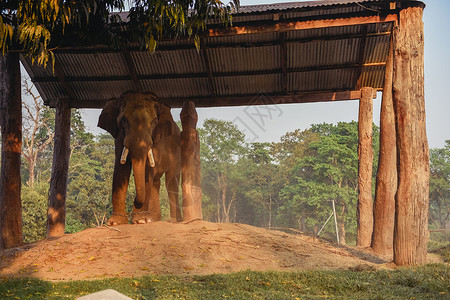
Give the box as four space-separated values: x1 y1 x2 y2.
0 221 401 281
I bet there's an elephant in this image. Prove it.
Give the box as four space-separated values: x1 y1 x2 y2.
97 91 182 225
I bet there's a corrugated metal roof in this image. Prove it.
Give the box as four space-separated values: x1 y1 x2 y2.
237 0 371 14
20 0 412 108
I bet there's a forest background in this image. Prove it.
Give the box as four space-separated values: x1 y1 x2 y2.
0 79 448 247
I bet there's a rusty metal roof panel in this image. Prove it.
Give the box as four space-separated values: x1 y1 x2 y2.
289 68 355 92
19 1 401 108
56 53 129 78
288 37 359 68
208 45 279 73
237 0 372 14
142 78 210 99
364 35 391 64
214 74 281 96
71 81 134 101
231 6 363 23
206 31 279 46
359 65 385 89
20 55 55 79
131 49 204 76
34 82 66 103
284 22 392 44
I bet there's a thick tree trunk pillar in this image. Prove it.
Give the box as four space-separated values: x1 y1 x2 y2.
393 5 429 266
180 101 203 222
372 40 396 257
47 100 71 237
0 53 22 249
356 87 374 247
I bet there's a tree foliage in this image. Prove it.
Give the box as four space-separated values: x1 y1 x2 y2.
1 0 238 66
16 102 446 246
429 140 450 229
22 182 48 243
199 119 246 223
21 79 54 186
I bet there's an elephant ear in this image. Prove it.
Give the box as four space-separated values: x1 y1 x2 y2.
153 104 179 143
98 99 120 138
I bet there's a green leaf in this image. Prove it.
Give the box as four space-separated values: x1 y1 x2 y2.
194 35 200 52
147 35 157 53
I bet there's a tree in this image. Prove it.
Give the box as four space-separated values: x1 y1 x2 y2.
271 128 319 181
199 119 246 223
429 140 450 229
239 142 281 228
1 1 237 66
1 0 237 249
277 122 379 245
0 52 22 249
21 182 48 242
66 133 113 230
21 79 54 187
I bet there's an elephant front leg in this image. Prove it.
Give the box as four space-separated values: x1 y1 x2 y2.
108 150 132 226
132 167 156 224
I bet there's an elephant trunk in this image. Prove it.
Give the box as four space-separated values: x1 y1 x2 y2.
131 157 147 209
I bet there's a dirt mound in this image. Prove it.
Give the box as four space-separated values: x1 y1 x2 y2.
0 221 389 281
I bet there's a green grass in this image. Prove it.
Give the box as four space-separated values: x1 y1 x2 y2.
1 264 449 299
429 231 450 263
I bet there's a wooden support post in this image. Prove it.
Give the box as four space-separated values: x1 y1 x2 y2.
393 6 429 266
47 99 71 237
356 87 374 247
0 53 22 249
180 101 203 222
372 38 396 257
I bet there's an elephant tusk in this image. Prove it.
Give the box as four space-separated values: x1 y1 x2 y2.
120 147 129 164
148 148 155 167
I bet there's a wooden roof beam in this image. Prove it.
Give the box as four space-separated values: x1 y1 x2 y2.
122 49 143 92
65 90 378 109
207 14 398 37
200 38 216 97
279 32 287 93
170 90 377 108
53 59 77 103
355 25 369 89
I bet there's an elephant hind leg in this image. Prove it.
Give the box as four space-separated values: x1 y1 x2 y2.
166 173 182 222
148 175 162 222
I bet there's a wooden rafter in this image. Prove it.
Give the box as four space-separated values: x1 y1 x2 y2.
122 49 143 91
53 59 77 102
355 25 369 89
65 90 377 109
207 14 398 37
200 38 216 97
279 32 287 93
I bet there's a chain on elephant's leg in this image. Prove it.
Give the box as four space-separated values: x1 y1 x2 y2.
108 211 129 226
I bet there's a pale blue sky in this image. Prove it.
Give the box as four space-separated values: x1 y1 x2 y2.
80 0 449 149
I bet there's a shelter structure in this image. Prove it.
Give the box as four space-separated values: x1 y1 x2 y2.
1 0 428 266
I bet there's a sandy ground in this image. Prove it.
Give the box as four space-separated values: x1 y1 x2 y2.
0 221 439 281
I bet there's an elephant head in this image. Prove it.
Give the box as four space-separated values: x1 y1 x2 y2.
98 91 160 209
